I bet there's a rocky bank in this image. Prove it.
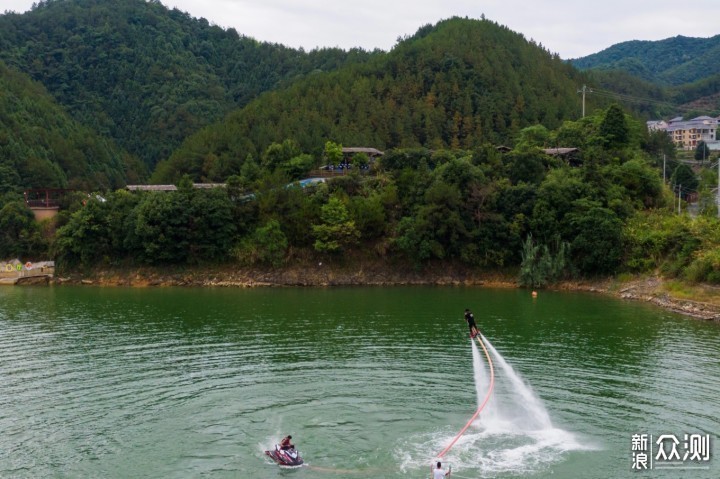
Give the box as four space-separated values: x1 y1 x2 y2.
52 261 720 321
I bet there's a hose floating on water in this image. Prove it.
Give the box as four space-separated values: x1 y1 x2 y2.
435 333 495 460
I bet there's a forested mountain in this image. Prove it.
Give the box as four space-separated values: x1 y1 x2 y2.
668 73 720 114
571 35 720 86
0 0 371 168
155 17 592 182
0 61 142 192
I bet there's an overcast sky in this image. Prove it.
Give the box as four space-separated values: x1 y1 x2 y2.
4 0 719 59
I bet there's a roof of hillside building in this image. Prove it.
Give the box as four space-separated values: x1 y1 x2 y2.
126 183 226 191
342 147 384 156
542 147 579 156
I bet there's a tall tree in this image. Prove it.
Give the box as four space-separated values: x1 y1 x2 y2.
599 104 630 149
313 196 360 253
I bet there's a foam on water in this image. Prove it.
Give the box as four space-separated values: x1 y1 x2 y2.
399 335 589 477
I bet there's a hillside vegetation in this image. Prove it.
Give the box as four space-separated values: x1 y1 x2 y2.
1 3 718 286
571 35 720 86
572 35 720 116
0 0 370 168
155 17 593 183
0 60 142 193
51 105 720 287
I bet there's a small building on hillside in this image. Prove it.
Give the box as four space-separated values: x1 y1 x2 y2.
24 189 68 221
341 147 384 160
542 147 581 167
126 183 226 192
314 147 384 177
647 120 668 132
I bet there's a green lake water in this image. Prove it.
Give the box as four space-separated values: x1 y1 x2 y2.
0 286 717 478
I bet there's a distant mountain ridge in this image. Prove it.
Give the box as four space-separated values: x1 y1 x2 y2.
571 35 720 86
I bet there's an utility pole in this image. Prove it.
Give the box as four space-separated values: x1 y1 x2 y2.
717 158 720 218
577 85 592 118
678 184 682 215
663 154 666 183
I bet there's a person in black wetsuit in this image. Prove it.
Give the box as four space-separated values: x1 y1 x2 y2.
464 308 479 338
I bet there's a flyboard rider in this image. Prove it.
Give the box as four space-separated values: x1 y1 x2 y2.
464 308 479 338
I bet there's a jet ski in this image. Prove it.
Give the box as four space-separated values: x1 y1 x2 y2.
265 444 304 466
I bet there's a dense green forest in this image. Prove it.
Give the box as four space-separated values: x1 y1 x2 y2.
571 35 720 86
572 35 720 116
17 105 713 286
154 17 593 183
0 0 371 168
0 60 142 193
2 0 716 188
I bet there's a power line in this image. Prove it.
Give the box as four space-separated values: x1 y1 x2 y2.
590 89 677 109
585 87 707 113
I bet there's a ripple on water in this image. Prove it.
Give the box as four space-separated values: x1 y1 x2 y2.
1 287 719 479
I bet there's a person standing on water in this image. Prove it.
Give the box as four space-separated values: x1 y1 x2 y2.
464 308 479 338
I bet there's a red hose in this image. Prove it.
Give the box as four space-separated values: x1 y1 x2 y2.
436 334 495 459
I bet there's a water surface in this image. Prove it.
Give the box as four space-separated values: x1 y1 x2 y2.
0 286 717 478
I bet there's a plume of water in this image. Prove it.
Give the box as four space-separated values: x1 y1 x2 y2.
475 334 552 431
400 334 587 476
448 335 586 475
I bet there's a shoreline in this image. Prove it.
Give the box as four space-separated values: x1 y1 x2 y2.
49 261 720 322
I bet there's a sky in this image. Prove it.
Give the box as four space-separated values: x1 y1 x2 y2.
3 0 720 59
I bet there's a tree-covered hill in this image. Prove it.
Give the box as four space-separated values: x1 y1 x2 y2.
51 103 720 286
155 17 594 183
0 0 371 168
571 35 720 86
0 61 143 192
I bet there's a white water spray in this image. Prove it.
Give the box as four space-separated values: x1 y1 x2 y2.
399 334 588 476
452 335 586 475
473 334 552 431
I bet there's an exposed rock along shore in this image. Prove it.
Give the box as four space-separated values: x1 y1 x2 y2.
48 263 720 322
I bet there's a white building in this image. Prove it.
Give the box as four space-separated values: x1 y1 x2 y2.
661 116 719 149
646 120 668 132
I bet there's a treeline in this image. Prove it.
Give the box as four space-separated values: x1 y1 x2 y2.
21 105 693 281
4 103 718 284
0 60 142 193
0 0 371 168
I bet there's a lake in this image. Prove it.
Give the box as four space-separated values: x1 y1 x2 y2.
0 286 717 478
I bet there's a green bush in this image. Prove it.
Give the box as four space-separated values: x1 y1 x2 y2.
233 219 288 267
685 248 720 284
